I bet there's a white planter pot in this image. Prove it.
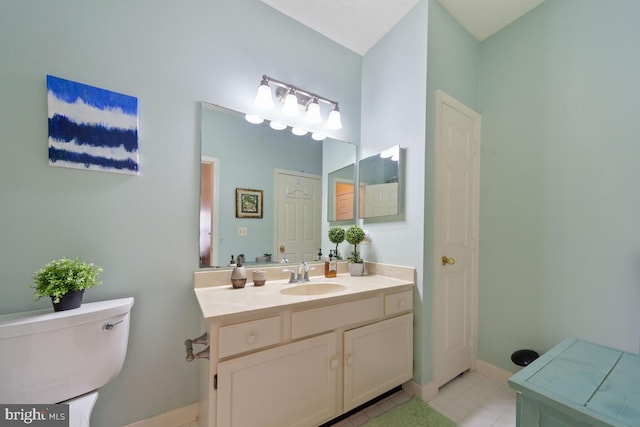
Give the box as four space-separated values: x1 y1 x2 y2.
348 263 365 276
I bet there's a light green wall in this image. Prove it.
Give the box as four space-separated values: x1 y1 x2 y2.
361 0 429 384
0 1 361 426
478 0 640 372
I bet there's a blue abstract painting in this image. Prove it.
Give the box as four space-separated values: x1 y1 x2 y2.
47 75 139 175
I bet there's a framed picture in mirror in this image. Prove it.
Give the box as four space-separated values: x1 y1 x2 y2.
236 188 263 218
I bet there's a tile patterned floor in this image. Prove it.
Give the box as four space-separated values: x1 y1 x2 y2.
331 371 516 426
184 371 516 427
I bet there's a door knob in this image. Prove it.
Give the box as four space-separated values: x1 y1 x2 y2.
441 256 455 266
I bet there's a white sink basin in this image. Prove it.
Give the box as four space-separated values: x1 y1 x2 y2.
280 283 347 296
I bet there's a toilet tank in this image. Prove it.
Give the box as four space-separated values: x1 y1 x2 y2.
0 297 134 404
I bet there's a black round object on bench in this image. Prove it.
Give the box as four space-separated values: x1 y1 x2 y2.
511 349 539 367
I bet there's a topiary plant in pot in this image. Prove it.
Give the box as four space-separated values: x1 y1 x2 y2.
345 225 366 276
328 226 346 259
31 257 103 311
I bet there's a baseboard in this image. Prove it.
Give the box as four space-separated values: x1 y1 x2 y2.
404 380 438 402
475 359 514 385
123 403 198 427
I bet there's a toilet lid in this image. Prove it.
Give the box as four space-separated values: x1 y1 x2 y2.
64 391 98 427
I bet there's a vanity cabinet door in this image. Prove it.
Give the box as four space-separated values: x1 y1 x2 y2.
343 313 413 412
217 332 338 427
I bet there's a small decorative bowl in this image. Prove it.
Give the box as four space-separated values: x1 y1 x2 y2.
231 278 247 289
252 270 267 287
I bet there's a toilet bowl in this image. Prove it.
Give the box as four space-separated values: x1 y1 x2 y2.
0 297 134 426
65 392 99 427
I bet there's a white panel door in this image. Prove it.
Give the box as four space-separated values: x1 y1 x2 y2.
275 170 321 263
200 156 219 267
434 90 480 387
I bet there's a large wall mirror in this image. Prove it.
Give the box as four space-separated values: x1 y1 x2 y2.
199 102 356 268
359 145 401 218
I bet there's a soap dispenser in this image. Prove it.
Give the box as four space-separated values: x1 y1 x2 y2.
231 266 247 288
324 251 337 278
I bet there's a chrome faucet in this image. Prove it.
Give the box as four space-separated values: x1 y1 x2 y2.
283 262 312 283
298 261 310 282
282 268 297 283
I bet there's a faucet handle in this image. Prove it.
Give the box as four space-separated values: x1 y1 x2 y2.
303 267 315 282
282 269 296 283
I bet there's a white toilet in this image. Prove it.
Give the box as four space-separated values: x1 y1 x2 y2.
0 297 134 426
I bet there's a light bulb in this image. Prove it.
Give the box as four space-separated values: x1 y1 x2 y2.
282 90 300 117
327 106 342 130
305 99 322 124
245 114 264 124
254 79 274 109
269 121 287 130
292 127 308 136
311 132 327 141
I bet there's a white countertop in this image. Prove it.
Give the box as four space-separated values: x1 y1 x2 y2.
194 273 414 321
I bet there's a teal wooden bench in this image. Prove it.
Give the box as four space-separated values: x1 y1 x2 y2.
509 337 640 426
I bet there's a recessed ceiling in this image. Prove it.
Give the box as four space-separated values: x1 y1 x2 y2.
261 0 546 54
437 0 546 41
261 0 420 55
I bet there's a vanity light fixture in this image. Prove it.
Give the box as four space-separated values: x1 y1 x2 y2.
311 132 327 141
269 121 287 131
253 75 342 130
306 97 322 124
380 146 400 161
282 88 300 117
254 76 275 109
326 105 342 130
244 114 264 124
291 127 308 136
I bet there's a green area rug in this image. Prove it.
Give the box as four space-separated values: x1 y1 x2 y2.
363 397 456 427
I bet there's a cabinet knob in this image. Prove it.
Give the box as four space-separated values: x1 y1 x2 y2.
247 333 256 344
346 355 354 366
330 358 338 369
397 300 404 308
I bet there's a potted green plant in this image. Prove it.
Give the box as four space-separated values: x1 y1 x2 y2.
328 226 346 260
31 257 103 311
345 225 366 276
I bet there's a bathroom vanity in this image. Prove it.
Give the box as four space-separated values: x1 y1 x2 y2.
509 337 640 426
193 263 415 427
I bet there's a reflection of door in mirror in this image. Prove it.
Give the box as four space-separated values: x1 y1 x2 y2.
276 170 321 263
200 157 219 267
335 182 354 220
327 163 355 222
363 182 399 217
